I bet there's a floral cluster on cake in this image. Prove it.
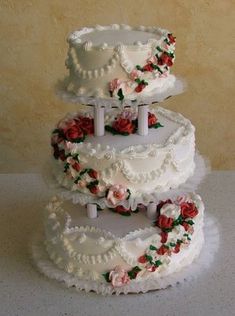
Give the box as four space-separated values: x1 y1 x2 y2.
109 33 176 100
105 109 163 136
103 196 199 287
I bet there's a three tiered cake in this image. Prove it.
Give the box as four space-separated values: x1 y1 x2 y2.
40 25 206 295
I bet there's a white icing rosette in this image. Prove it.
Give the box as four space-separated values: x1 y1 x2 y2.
160 203 181 219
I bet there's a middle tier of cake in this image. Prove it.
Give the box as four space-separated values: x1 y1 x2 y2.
51 106 195 202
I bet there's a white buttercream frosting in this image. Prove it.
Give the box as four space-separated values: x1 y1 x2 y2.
52 106 195 201
65 24 176 99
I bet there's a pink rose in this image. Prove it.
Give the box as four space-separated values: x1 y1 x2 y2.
129 69 142 81
119 110 137 121
57 117 77 130
147 55 158 65
109 78 121 92
51 133 63 146
107 184 128 205
175 195 191 205
109 266 130 287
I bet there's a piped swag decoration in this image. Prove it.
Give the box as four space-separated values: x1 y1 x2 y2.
103 196 199 287
109 33 176 100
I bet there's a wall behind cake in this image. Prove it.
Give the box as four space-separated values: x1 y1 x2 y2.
0 0 234 172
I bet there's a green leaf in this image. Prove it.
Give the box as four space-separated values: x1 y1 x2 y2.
86 180 99 189
170 242 176 247
155 65 163 74
135 78 141 84
155 260 162 267
74 176 81 184
136 65 142 71
156 46 163 52
63 163 70 172
105 125 130 136
132 209 139 213
126 189 131 200
173 214 183 226
145 255 153 263
187 220 194 225
162 228 172 233
52 128 61 134
128 266 141 279
117 88 124 101
149 244 157 251
79 168 89 176
102 272 111 283
164 38 170 45
149 122 164 129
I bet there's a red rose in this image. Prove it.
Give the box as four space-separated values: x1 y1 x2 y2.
135 83 146 93
51 133 63 146
157 245 169 255
168 34 175 44
64 125 84 142
146 265 156 272
72 161 81 172
180 202 198 219
157 215 174 229
143 63 154 72
168 33 176 44
79 117 94 135
89 185 99 195
52 144 60 160
182 222 194 234
138 255 147 264
115 205 130 213
182 221 190 231
113 117 135 134
173 243 181 254
148 112 157 126
160 231 168 243
59 149 66 161
88 169 99 179
158 53 173 67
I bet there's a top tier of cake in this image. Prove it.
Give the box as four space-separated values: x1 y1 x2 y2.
65 24 176 101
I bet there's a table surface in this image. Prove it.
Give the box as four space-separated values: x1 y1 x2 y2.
0 172 235 316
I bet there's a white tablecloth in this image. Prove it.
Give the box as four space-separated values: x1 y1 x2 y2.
0 172 235 316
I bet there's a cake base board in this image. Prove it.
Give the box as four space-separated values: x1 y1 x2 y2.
31 214 219 295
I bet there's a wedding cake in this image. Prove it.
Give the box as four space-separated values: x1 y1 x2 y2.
40 24 206 295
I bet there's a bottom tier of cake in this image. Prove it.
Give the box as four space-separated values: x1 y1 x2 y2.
41 193 204 294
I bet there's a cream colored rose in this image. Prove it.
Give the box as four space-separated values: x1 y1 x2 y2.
160 203 181 219
107 184 128 205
